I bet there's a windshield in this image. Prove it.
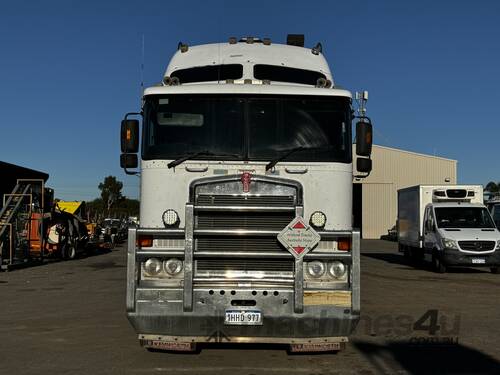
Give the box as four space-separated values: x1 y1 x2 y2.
435 207 495 229
142 95 352 163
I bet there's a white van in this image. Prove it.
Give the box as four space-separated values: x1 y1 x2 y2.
398 185 500 273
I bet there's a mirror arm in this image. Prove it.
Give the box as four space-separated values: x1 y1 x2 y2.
124 111 142 120
353 170 371 179
354 115 372 123
124 168 140 176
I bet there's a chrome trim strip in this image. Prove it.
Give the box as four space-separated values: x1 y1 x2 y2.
126 227 137 312
139 333 348 345
135 250 353 261
189 174 304 204
193 277 294 284
194 251 353 261
195 229 280 236
183 204 194 312
195 205 295 212
294 258 304 314
136 227 353 238
137 228 184 238
351 230 361 315
136 250 185 259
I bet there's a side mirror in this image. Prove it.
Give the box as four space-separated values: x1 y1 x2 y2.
356 120 373 157
120 153 138 169
356 157 372 173
121 119 139 153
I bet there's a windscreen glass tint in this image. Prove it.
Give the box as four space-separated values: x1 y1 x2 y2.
142 95 351 163
435 207 495 229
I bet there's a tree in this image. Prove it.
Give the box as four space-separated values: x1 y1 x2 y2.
98 176 123 214
485 181 500 194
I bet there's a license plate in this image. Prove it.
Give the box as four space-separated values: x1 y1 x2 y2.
224 309 262 325
472 258 485 264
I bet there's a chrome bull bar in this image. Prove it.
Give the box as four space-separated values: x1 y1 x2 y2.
127 225 360 318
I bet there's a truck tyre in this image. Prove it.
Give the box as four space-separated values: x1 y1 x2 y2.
491 267 499 274
403 246 411 260
67 243 77 260
432 252 446 273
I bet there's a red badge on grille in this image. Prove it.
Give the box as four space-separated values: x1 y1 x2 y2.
241 172 252 192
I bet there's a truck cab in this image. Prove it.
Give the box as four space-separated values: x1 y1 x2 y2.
120 36 373 352
423 201 500 272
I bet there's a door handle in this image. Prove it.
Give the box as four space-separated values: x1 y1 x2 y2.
285 167 308 174
185 166 208 173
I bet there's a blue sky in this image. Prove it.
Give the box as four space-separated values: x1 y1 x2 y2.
1 0 499 200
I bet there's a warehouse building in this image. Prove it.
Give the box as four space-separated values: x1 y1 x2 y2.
354 145 457 239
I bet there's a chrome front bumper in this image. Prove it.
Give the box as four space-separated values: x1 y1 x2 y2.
126 226 360 343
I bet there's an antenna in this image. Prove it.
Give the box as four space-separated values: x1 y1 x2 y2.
140 34 145 95
355 91 368 118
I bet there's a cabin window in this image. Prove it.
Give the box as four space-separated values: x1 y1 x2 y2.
254 64 326 85
170 64 243 83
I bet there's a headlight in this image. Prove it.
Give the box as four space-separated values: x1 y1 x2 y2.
328 261 347 278
164 258 183 275
306 261 326 278
162 209 179 227
442 238 458 249
144 258 162 276
310 211 327 228
496 240 500 250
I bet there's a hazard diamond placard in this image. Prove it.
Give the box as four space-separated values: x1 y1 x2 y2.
277 217 321 259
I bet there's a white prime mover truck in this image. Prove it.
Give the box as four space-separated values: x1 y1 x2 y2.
119 35 373 352
398 185 500 273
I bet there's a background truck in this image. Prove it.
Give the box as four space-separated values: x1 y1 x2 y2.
120 34 373 352
398 185 500 273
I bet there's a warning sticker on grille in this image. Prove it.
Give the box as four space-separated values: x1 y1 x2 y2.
277 217 320 259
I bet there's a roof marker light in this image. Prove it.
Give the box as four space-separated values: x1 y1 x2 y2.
311 42 322 55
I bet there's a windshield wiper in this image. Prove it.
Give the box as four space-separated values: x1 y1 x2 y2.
265 146 333 171
167 150 239 169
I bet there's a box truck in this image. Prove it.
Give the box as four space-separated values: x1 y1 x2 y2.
398 185 500 273
119 35 374 352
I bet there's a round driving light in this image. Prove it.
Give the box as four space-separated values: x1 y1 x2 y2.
164 258 183 275
144 258 162 276
329 261 347 278
307 260 326 278
310 211 327 228
162 209 179 227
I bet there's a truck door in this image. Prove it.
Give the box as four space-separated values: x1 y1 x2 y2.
423 206 437 253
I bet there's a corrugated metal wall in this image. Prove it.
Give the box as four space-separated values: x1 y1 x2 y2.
356 145 457 239
362 183 394 239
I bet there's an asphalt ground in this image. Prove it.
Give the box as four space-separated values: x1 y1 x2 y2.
1 240 499 375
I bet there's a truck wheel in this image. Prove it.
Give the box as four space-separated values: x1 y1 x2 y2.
403 246 411 260
432 253 446 273
491 267 499 274
67 244 77 260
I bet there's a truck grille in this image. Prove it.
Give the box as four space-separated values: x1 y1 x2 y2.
196 212 294 230
196 194 295 207
458 241 496 251
196 258 294 272
191 178 300 281
196 237 284 252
